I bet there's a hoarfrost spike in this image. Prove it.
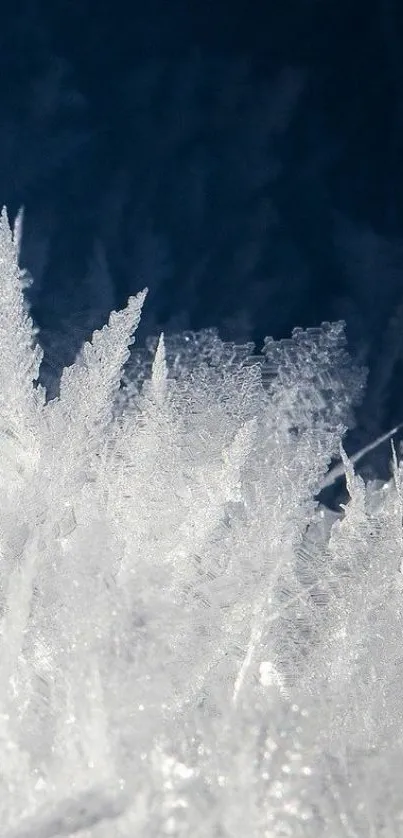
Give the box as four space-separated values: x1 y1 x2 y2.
151 332 168 403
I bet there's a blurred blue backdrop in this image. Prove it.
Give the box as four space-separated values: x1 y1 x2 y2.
1 0 403 481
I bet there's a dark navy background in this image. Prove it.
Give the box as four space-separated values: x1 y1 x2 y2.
2 0 403 479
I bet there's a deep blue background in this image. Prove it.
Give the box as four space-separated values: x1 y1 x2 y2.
1 0 403 479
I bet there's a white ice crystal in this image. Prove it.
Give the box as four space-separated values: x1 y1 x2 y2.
0 206 403 836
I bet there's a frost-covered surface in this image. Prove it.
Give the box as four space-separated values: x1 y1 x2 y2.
1 205 403 836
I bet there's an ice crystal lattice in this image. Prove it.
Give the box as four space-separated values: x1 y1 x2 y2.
0 207 402 836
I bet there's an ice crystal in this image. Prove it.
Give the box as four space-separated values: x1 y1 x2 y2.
0 207 402 836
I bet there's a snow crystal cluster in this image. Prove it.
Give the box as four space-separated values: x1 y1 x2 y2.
1 206 403 836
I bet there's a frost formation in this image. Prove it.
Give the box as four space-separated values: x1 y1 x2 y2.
0 207 402 836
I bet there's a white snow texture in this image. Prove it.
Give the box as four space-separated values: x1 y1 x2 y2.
0 206 402 836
